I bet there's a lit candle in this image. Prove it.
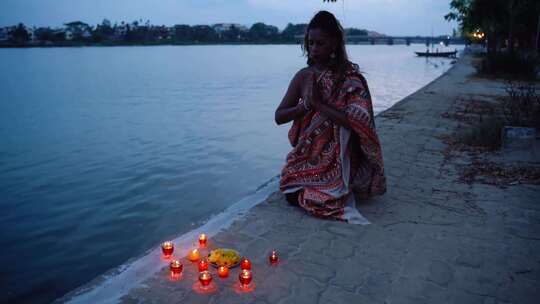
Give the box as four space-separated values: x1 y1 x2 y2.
239 269 252 287
169 260 183 274
161 241 174 258
199 271 212 287
198 233 207 247
240 258 251 270
198 259 209 272
218 266 229 278
269 250 279 264
188 248 200 262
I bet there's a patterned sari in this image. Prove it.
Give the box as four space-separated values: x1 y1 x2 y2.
280 62 386 221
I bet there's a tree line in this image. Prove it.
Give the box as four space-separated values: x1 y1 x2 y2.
445 0 540 54
445 0 540 79
0 20 369 46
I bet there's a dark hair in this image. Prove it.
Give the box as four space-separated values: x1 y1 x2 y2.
302 11 351 101
302 10 349 72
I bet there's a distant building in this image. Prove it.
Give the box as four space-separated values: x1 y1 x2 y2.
27 27 37 42
0 27 9 41
212 23 248 33
167 27 175 40
152 26 169 40
113 24 129 40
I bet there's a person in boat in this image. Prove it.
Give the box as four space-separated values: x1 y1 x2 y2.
274 11 386 223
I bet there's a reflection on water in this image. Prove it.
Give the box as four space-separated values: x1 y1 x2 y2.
0 44 460 303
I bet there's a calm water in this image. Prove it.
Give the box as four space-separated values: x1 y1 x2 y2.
0 44 460 303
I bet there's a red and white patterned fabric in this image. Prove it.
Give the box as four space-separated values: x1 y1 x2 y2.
280 62 386 221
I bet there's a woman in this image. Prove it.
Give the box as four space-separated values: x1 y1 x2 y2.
275 11 386 223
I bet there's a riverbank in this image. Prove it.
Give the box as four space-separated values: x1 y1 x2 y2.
0 41 302 48
0 42 462 48
64 55 540 303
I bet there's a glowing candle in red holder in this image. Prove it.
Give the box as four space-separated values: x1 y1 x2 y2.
240 258 251 270
269 250 279 265
218 266 229 278
198 233 207 247
169 260 183 274
199 271 212 287
188 249 200 262
198 259 209 272
161 241 174 258
239 269 252 287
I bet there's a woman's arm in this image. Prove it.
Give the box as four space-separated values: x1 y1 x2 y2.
310 75 352 129
275 70 309 125
315 102 352 129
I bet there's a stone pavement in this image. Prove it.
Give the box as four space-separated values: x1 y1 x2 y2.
121 56 540 304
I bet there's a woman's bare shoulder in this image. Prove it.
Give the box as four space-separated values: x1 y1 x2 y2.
291 67 313 85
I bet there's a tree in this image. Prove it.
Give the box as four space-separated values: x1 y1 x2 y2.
35 27 65 42
346 28 368 36
249 23 279 42
10 23 30 43
173 24 193 42
92 19 114 42
192 25 217 42
445 0 540 54
281 23 307 42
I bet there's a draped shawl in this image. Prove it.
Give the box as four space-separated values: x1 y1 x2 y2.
279 62 386 220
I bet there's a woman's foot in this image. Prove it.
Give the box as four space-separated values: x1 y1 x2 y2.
285 192 299 206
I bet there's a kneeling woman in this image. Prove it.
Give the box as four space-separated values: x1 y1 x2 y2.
275 11 386 222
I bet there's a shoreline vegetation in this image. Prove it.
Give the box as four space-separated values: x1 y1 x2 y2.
445 0 540 80
0 20 460 48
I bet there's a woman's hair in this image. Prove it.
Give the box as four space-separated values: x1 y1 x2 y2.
302 11 352 100
302 10 349 72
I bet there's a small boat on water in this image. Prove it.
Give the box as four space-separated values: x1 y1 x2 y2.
415 50 457 58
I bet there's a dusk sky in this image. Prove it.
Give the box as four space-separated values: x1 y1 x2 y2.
0 0 458 36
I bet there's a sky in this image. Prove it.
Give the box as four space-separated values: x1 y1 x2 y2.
0 0 458 36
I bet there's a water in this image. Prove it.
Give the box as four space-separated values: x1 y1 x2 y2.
0 44 460 303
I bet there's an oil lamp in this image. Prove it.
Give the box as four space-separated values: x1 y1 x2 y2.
269 250 279 264
198 234 207 247
239 269 252 287
218 266 229 278
169 260 183 274
198 259 209 272
199 271 212 287
161 241 174 258
188 248 200 262
240 258 251 270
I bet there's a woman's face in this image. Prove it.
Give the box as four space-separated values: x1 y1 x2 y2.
308 28 336 64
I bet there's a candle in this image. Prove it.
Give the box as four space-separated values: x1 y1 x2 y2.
240 258 251 270
161 241 174 258
198 233 207 247
239 269 252 287
188 249 200 262
199 271 212 287
269 250 279 264
218 266 229 278
198 259 209 272
169 260 183 274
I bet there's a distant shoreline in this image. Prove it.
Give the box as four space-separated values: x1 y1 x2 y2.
0 42 465 48
0 41 298 48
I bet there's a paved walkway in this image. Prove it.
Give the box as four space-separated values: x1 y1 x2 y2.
121 56 540 304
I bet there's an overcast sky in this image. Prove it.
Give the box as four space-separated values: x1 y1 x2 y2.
0 0 458 36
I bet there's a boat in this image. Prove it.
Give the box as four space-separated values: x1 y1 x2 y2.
415 50 457 58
